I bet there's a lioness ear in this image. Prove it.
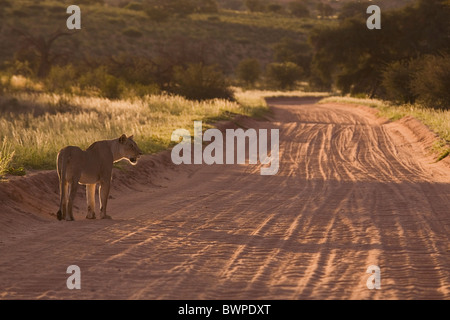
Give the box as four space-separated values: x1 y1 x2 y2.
128 135 134 140
119 134 127 144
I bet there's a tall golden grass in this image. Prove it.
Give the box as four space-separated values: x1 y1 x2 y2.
0 137 15 177
0 91 268 173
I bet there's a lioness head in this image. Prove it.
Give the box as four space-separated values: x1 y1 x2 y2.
118 134 143 165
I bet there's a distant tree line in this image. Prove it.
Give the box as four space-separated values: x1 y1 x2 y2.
309 0 450 109
2 0 448 109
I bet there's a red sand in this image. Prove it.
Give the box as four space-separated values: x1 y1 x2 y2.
0 98 449 299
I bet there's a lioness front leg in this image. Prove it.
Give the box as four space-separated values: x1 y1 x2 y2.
99 181 111 219
86 184 96 219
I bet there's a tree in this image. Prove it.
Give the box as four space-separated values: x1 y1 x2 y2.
411 54 450 110
316 2 333 19
266 62 303 89
381 60 419 104
309 0 450 97
274 37 312 77
145 0 219 21
236 58 261 87
12 28 73 78
145 5 171 22
0 0 11 26
323 3 333 18
338 1 371 20
288 1 309 18
309 19 386 96
173 63 233 101
245 0 266 12
267 3 283 13
193 0 219 13
217 0 244 10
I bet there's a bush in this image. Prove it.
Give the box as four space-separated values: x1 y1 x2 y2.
145 6 170 22
102 75 123 100
78 67 124 99
122 27 143 38
172 63 234 101
411 54 450 110
381 60 418 104
124 1 143 11
273 37 312 76
337 1 371 20
217 0 244 10
0 137 14 178
76 0 104 4
122 83 161 98
196 0 219 13
145 0 216 21
288 1 309 18
381 54 450 110
236 58 261 87
45 64 78 93
266 62 303 89
316 3 333 19
267 3 283 13
245 0 266 12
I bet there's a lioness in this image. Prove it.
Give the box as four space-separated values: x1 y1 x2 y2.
56 134 143 221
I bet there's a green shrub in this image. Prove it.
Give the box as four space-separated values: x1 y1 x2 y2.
0 0 11 8
267 3 283 13
337 1 371 20
381 60 418 104
7 166 26 176
12 9 28 17
273 37 312 76
207 15 221 21
412 54 450 110
146 6 170 22
101 75 123 100
78 66 124 99
236 58 261 87
196 0 219 13
217 0 244 10
172 63 234 101
288 1 309 18
266 62 303 89
122 83 161 98
124 1 143 11
122 27 143 38
381 54 450 110
45 64 78 93
245 0 266 12
76 0 104 4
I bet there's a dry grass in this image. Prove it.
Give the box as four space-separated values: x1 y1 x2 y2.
0 90 268 172
0 138 15 177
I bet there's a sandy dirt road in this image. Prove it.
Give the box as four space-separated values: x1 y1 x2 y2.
0 98 449 299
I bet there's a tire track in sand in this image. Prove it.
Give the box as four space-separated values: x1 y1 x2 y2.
0 97 449 299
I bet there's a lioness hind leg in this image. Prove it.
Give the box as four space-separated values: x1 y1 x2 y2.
67 180 79 221
99 182 111 219
61 181 69 220
86 184 96 219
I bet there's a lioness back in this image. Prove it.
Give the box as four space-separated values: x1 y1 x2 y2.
57 146 86 181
